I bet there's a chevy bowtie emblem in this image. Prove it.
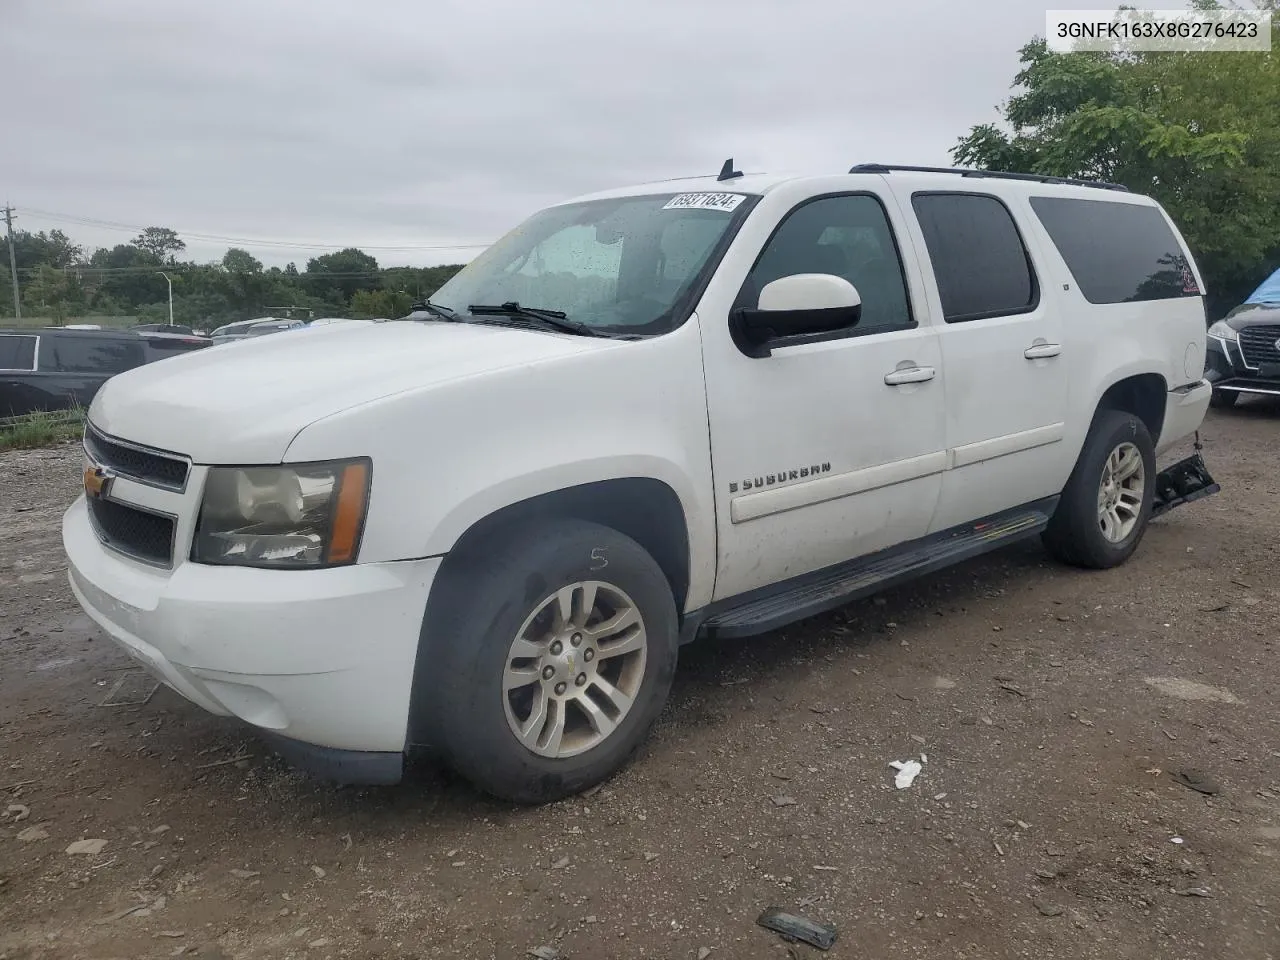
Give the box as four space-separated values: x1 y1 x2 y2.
84 465 114 499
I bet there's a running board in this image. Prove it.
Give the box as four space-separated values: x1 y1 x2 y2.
696 501 1055 641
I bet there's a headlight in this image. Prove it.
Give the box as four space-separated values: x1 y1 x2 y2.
1207 320 1238 341
192 459 370 568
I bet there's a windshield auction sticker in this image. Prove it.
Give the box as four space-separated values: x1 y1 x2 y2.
662 193 746 212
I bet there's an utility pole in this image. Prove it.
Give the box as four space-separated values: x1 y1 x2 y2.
3 204 19 320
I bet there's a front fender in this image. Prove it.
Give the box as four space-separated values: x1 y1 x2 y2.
283 324 718 608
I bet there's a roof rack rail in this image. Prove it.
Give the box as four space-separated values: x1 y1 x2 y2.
848 163 1129 192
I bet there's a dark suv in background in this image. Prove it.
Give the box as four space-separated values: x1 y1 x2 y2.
0 327 209 417
1206 267 1280 408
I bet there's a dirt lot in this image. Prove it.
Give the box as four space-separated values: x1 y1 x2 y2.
2 404 1279 960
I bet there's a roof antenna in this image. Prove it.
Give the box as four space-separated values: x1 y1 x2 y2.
717 157 743 182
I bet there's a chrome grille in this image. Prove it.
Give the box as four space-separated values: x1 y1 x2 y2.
1238 324 1280 369
84 423 189 491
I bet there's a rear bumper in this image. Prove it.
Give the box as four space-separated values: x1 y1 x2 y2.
1156 379 1211 455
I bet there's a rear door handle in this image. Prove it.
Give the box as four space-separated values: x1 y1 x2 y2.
1024 342 1062 360
884 365 936 386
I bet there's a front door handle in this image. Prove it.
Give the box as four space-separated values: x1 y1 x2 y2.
1024 342 1062 360
884 365 936 386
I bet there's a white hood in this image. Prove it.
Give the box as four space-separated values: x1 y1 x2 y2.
90 321 605 463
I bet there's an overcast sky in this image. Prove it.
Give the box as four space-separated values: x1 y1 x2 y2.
2 0 1191 268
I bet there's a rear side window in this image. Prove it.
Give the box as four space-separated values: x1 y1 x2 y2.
0 334 37 370
1028 196 1200 304
50 336 146 374
912 193 1038 323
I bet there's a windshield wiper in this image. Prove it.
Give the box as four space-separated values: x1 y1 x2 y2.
412 300 460 321
466 301 605 338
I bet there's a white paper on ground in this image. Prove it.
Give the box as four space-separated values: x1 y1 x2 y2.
889 758 923 789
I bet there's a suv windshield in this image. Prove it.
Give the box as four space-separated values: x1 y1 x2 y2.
426 192 755 336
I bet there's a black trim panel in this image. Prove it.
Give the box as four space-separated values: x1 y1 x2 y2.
257 730 403 786
680 497 1059 643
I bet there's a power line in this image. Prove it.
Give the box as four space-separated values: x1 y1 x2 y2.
17 207 495 252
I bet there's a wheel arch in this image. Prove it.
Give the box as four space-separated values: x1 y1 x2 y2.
444 478 692 610
1095 372 1167 446
405 478 691 751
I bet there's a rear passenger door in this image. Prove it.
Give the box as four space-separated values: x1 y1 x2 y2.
901 190 1069 530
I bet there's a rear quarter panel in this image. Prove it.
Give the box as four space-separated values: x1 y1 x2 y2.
1018 193 1206 463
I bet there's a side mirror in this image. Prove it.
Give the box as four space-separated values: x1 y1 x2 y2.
734 274 862 356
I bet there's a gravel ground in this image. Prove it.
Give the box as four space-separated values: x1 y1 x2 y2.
2 403 1279 960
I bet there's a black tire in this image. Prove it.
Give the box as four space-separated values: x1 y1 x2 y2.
1043 409 1157 570
418 519 678 804
1209 388 1238 410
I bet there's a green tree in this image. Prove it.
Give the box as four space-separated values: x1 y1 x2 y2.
350 288 413 318
304 248 380 304
953 5 1280 317
23 265 84 324
220 248 267 316
1 229 86 315
86 243 165 311
132 227 186 262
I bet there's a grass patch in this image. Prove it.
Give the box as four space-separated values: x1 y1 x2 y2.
0 409 85 452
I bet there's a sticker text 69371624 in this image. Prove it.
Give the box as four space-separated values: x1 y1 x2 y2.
662 192 746 212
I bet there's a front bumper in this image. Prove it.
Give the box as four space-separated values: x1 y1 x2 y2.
1206 335 1280 398
63 496 440 779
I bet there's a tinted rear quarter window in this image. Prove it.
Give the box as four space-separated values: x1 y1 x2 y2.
1028 197 1199 304
50 336 146 374
0 335 38 370
912 193 1037 322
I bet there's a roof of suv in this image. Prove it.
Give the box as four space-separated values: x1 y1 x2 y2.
560 164 1142 207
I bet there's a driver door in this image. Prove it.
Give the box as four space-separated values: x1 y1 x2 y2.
699 189 948 600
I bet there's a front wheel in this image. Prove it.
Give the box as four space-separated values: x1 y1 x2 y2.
420 520 678 804
1043 409 1157 569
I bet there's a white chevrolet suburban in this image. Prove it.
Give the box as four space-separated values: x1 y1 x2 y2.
62 162 1218 803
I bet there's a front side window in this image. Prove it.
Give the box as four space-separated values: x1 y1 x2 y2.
428 193 754 335
0 334 37 371
50 337 146 375
739 194 914 334
912 193 1038 323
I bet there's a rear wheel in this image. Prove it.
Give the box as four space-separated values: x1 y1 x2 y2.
420 520 678 804
1043 409 1156 569
1209 388 1239 410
